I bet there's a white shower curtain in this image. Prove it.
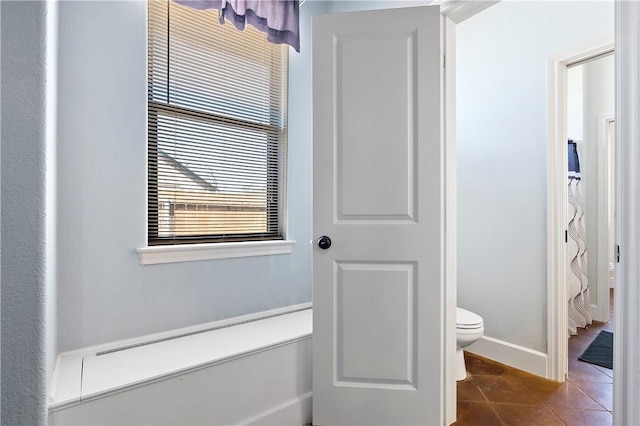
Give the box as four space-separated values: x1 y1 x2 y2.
568 141 592 335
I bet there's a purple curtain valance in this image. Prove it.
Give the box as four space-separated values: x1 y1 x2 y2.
173 0 300 52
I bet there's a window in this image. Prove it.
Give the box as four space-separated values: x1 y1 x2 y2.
147 0 288 246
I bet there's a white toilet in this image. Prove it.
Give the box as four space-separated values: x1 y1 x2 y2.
456 307 484 381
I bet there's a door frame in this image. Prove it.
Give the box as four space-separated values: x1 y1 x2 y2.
613 2 640 423
546 36 614 383
443 16 457 426
597 112 615 314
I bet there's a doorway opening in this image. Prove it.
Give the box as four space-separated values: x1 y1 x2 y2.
547 38 615 383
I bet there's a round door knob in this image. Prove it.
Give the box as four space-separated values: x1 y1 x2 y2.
317 236 332 250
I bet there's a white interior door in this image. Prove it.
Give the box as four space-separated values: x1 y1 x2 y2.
312 6 454 426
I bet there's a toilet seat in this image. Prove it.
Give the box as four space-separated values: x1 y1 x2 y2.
456 307 483 329
455 307 484 381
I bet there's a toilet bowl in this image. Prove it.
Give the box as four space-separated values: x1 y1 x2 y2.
456 307 484 381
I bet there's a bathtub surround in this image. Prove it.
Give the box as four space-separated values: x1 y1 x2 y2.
49 309 312 425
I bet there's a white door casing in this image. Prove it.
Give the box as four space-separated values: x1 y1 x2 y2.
312 6 454 425
546 36 614 382
614 1 640 423
597 113 615 307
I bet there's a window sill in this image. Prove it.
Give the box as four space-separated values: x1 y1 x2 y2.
137 240 295 265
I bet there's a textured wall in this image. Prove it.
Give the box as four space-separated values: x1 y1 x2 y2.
1 1 50 423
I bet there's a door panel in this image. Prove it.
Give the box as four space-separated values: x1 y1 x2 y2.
337 261 416 387
336 30 418 221
313 6 451 426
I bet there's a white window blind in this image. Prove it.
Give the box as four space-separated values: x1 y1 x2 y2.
147 0 288 245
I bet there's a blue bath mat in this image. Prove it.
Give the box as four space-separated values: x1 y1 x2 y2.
579 330 613 370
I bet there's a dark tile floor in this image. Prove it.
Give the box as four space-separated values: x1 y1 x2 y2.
455 289 614 425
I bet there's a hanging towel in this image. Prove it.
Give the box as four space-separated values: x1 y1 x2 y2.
568 140 581 179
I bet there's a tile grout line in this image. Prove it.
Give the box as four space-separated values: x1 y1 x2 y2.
568 380 613 412
518 366 610 418
471 378 508 426
514 374 569 424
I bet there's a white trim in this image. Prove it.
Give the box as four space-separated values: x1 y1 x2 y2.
465 336 548 379
547 50 569 383
595 113 615 322
546 36 614 382
614 2 640 424
45 0 59 399
438 0 500 24
49 302 312 406
443 16 457 426
137 239 295 265
53 302 312 358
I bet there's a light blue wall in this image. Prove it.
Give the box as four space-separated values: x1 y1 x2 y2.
457 1 614 352
56 0 327 352
327 0 431 14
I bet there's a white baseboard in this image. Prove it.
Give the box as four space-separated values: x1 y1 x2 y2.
465 336 548 378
